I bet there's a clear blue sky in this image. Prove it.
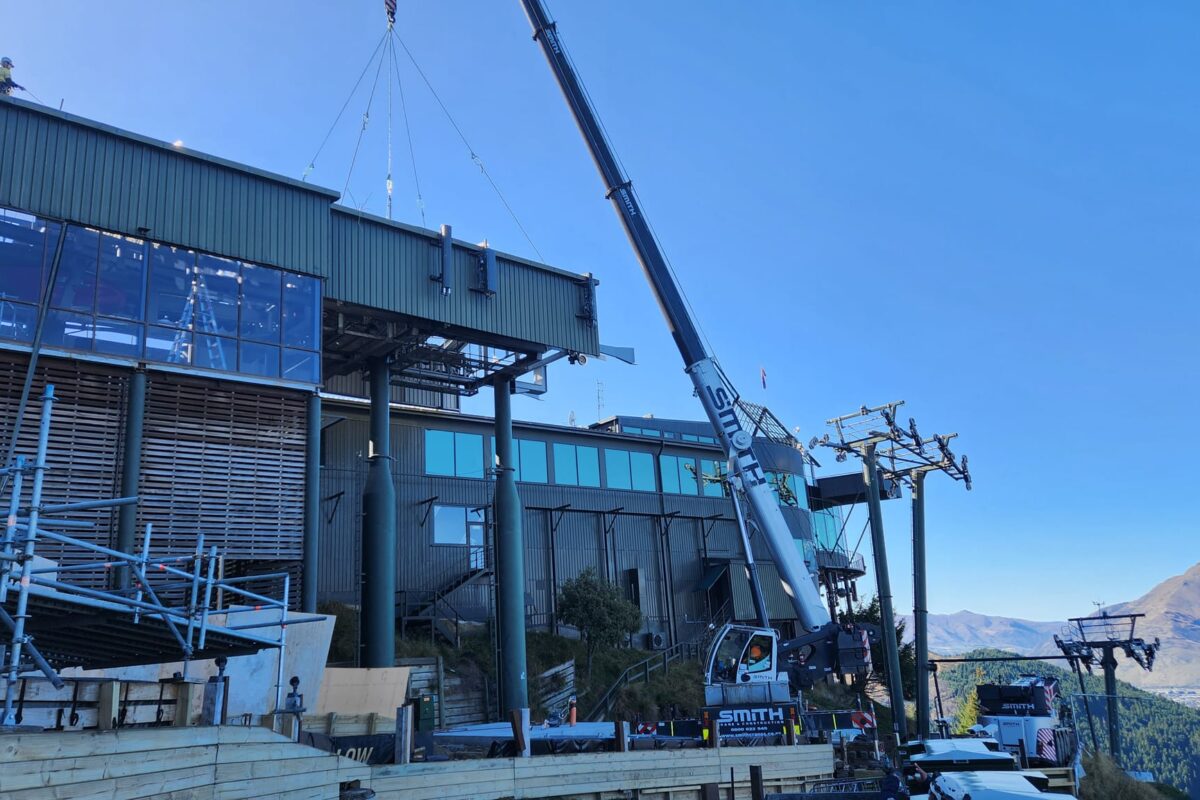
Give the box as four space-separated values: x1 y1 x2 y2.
8 2 1198 620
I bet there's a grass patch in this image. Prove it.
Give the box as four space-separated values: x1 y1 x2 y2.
1080 752 1178 800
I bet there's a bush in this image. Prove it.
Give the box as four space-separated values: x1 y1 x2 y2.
1079 753 1174 800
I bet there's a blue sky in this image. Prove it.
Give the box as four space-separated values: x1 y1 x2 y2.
7 2 1198 620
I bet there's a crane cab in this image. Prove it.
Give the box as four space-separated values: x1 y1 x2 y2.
704 624 781 686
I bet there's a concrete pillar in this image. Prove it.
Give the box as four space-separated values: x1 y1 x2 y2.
493 378 529 713
912 471 930 740
360 359 396 667
863 444 907 742
302 392 322 614
115 369 146 589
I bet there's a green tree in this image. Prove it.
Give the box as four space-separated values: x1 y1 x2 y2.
954 665 984 734
852 596 917 700
557 567 643 679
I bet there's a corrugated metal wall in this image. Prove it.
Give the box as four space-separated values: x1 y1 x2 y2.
330 209 600 356
0 99 334 275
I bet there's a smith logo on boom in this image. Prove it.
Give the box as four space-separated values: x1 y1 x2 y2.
704 385 766 488
718 707 785 724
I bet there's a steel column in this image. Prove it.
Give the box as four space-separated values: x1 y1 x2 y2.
360 360 396 667
911 471 930 739
1101 646 1120 762
493 379 529 713
302 392 322 613
114 370 146 590
863 444 907 742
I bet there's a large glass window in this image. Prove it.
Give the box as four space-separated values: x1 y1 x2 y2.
765 472 808 509
605 449 631 490
605 449 655 492
50 226 99 313
553 443 601 488
0 210 57 304
432 505 486 550
519 440 548 483
0 211 322 385
240 263 281 343
96 233 146 319
660 455 699 495
424 430 486 478
701 458 727 497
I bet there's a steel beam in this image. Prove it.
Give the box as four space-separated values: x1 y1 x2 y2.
114 370 146 590
302 392 321 613
911 471 930 739
360 359 396 667
863 443 907 742
493 378 529 713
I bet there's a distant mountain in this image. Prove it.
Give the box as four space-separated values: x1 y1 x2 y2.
905 561 1200 696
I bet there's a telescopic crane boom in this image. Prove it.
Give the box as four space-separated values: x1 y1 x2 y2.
520 1 874 690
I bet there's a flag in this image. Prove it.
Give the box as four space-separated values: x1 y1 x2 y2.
760 366 767 390
385 0 397 25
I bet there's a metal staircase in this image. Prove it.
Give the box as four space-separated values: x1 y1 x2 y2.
396 566 493 647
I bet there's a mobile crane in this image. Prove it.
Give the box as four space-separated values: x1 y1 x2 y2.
519 1 877 705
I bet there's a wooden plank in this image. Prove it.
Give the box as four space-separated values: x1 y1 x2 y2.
96 681 120 731
214 741 329 764
0 727 219 763
213 767 346 800
216 725 296 745
0 744 217 792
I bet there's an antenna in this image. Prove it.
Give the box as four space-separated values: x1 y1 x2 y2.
595 381 604 422
568 410 576 427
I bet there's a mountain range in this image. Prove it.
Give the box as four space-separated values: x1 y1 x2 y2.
905 561 1200 700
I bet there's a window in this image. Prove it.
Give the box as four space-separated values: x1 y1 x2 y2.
432 505 486 549
682 433 699 443
766 472 808 509
50 226 99 313
240 263 281 343
605 449 655 491
554 443 601 487
699 436 717 444
659 455 699 495
424 430 485 478
96 233 146 319
701 458 728 497
518 440 548 483
0 209 323 385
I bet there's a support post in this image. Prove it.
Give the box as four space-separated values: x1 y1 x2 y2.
360 359 396 667
114 369 146 590
302 392 322 613
1101 646 1120 762
862 444 907 742
911 471 930 739
494 379 529 714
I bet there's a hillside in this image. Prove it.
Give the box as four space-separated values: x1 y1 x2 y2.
912 562 1200 701
940 649 1200 797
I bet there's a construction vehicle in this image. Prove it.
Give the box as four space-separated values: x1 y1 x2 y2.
518 0 877 713
975 676 1076 768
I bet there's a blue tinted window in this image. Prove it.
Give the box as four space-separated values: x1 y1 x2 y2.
701 458 727 497
96 233 146 319
663 431 677 439
50 227 99 312
92 318 142 357
433 505 467 545
0 301 36 343
283 273 320 350
659 455 680 494
456 432 485 479
147 245 194 328
240 263 281 343
553 443 577 485
605 449 631 490
239 340 279 378
43 310 93 351
195 255 240 336
679 457 699 494
519 440 548 483
425 430 455 476
282 348 319 383
624 426 641 436
0 211 56 304
198 335 237 372
577 446 600 487
146 325 188 363
682 433 699 443
630 452 655 492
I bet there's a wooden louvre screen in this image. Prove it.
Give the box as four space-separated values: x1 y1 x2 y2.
0 352 125 588
139 375 307 569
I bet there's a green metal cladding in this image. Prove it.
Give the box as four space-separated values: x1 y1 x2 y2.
0 97 600 356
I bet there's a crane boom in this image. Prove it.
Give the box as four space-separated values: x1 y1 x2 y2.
519 1 830 631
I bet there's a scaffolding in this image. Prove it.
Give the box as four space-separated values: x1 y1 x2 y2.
1 384 323 727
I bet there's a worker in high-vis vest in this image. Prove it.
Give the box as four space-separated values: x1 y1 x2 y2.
0 58 24 96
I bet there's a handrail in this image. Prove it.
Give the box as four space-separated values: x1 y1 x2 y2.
585 638 702 722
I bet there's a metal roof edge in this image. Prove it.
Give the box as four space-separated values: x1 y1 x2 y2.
0 96 341 200
330 204 598 284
